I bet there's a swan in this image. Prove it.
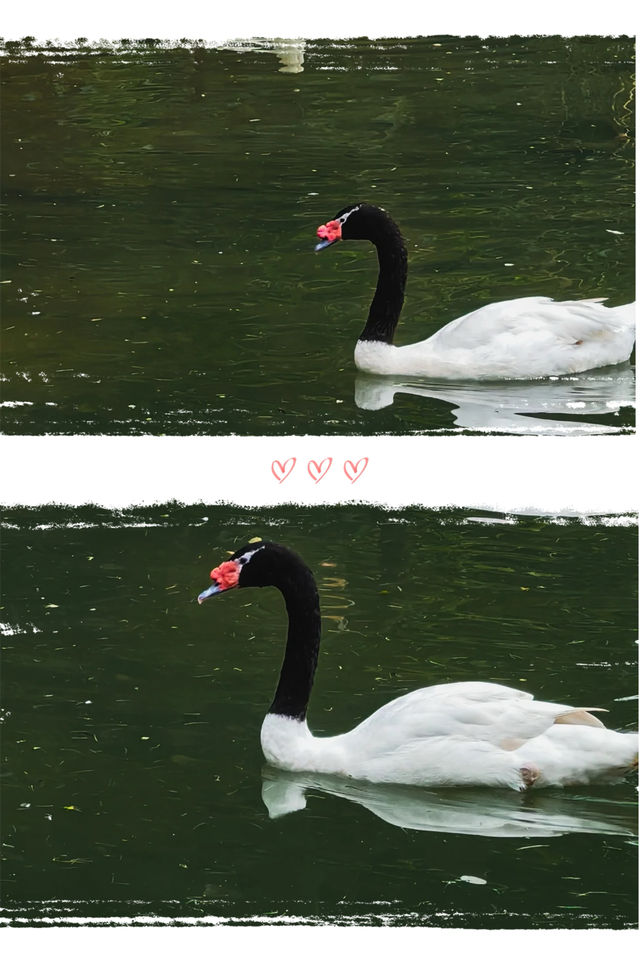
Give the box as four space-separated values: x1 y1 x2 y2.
314 203 636 379
197 540 638 791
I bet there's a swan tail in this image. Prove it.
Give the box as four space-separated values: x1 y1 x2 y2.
518 727 638 788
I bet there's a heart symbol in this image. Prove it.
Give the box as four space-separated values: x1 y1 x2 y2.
271 458 296 483
344 457 369 483
307 458 333 483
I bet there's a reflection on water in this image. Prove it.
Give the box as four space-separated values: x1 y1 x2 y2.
355 365 636 434
273 39 306 74
262 767 637 839
231 38 306 73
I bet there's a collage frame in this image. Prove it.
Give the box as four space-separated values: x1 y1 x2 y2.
1 1 638 953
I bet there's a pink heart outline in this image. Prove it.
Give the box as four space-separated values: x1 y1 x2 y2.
344 457 369 483
307 458 333 484
271 458 296 484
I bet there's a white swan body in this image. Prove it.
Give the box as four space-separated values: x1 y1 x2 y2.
261 681 637 791
354 297 636 380
315 204 635 380
199 543 638 792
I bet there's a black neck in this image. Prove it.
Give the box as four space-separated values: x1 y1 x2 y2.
268 559 321 721
358 217 407 344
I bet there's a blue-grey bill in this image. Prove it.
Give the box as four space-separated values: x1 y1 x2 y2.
314 238 334 252
198 583 223 604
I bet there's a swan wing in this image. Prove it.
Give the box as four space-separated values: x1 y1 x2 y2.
336 681 634 789
347 681 599 752
384 297 636 378
429 298 634 348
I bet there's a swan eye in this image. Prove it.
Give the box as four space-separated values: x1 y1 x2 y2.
233 543 266 570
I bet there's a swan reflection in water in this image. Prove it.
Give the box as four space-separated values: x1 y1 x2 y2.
223 40 306 74
262 767 637 839
273 40 305 74
354 364 635 434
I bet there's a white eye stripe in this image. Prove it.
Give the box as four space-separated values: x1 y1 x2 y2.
237 544 265 566
338 205 361 225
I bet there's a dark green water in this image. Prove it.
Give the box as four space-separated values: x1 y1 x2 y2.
1 36 635 435
1 505 637 926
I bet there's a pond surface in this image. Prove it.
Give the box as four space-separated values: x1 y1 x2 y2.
1 505 637 925
1 36 635 435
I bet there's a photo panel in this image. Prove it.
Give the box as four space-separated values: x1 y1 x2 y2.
1 32 634 437
1 502 637 926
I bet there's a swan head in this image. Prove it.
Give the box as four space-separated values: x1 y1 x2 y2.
315 202 375 251
197 540 309 603
197 540 265 602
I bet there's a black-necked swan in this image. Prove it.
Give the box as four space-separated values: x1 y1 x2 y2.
197 540 638 791
314 203 636 379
